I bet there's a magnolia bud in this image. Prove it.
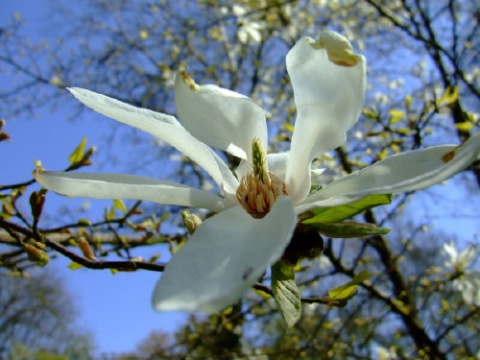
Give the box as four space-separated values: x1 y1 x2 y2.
181 211 202 234
78 237 96 261
29 190 46 222
24 243 49 266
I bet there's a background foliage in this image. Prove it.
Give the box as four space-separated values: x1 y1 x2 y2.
1 0 479 358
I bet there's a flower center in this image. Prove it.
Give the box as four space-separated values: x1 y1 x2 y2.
236 139 287 218
236 171 287 218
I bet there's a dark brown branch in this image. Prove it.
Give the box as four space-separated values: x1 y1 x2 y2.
0 179 36 191
45 238 166 272
0 218 167 272
363 210 446 360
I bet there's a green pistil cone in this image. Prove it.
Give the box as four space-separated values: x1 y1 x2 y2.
252 138 268 182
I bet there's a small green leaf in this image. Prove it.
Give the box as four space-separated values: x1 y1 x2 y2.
438 85 459 105
328 271 371 302
405 94 412 110
396 127 411 136
253 287 271 299
271 261 301 328
68 137 88 164
455 122 474 132
105 205 116 221
312 221 390 238
284 123 295 133
362 107 378 120
77 218 92 226
389 109 404 124
303 194 391 225
160 212 170 221
113 199 127 212
68 262 83 270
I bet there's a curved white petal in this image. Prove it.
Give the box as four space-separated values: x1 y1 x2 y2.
285 31 366 203
35 170 226 212
234 159 251 180
301 133 480 210
152 196 296 313
68 87 238 195
267 152 289 183
175 70 268 160
295 195 366 214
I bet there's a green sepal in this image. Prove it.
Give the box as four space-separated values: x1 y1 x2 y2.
309 221 390 238
271 260 301 328
303 194 391 225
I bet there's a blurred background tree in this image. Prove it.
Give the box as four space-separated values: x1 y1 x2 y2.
0 270 95 360
1 0 479 358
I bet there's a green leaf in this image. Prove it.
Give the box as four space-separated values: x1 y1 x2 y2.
362 107 378 120
396 127 411 136
405 94 412 110
438 85 459 105
303 194 391 225
68 262 83 270
284 123 295 133
77 218 92 226
68 137 87 164
312 221 390 238
328 271 371 302
105 205 116 221
271 261 301 328
113 199 127 212
455 122 474 132
389 109 404 124
253 287 271 299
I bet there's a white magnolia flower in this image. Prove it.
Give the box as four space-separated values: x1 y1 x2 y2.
35 31 480 313
376 345 398 360
443 242 476 272
443 242 480 306
233 4 264 44
454 273 480 306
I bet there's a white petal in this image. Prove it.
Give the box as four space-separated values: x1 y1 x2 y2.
295 194 366 214
234 159 251 180
175 71 268 160
68 87 238 195
285 31 366 203
152 196 296 313
300 133 480 210
267 152 289 183
35 170 226 212
442 242 458 263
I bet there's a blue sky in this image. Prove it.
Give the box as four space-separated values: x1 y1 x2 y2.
0 0 187 354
